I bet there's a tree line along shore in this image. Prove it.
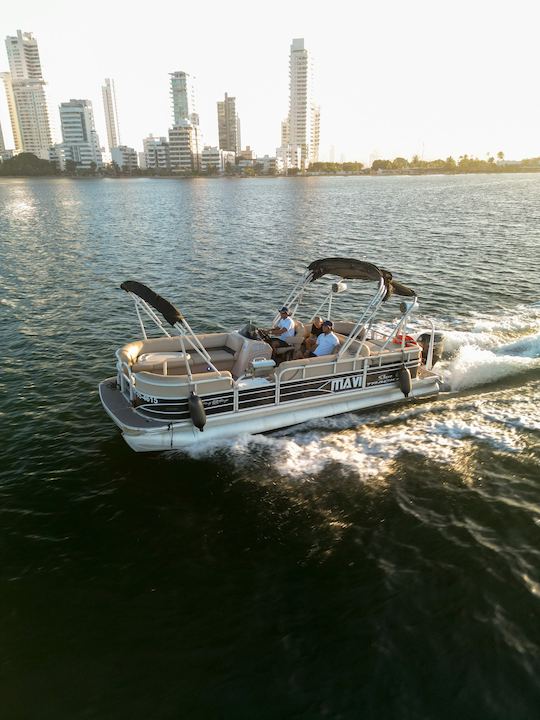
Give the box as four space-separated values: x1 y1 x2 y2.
1 151 539 178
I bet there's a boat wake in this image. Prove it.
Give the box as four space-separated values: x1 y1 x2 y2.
180 303 540 479
442 335 540 391
182 379 539 480
439 305 540 391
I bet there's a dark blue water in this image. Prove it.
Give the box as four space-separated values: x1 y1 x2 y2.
1 175 540 719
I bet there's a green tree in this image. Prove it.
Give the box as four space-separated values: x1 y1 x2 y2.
391 157 409 169
371 159 392 171
0 152 58 177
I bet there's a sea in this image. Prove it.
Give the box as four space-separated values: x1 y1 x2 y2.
1 174 539 719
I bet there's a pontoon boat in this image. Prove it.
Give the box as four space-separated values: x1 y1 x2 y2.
99 258 444 451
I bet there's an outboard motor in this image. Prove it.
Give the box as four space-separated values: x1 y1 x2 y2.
188 392 206 432
417 331 445 367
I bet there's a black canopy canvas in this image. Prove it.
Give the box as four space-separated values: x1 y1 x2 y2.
307 257 416 298
120 281 184 326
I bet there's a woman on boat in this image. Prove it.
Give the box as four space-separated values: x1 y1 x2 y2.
303 315 324 355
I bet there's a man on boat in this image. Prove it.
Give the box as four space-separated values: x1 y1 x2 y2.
266 306 296 357
308 320 339 357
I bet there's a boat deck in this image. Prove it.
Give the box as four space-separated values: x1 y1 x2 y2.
99 379 167 430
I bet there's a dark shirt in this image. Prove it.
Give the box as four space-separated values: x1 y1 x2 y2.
311 323 323 337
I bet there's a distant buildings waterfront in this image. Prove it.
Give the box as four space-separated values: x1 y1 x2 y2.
0 29 322 175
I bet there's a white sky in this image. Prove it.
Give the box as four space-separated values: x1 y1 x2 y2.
1 0 539 164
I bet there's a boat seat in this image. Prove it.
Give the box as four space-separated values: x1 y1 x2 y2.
335 332 369 358
129 333 271 379
132 346 234 374
332 321 356 336
278 355 337 382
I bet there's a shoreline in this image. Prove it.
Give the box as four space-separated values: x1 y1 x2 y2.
1 168 540 180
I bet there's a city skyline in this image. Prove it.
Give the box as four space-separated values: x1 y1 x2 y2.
1 0 539 164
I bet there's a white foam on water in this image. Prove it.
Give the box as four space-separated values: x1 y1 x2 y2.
181 382 540 480
443 345 540 391
440 329 498 355
179 303 540 479
496 332 540 359
423 303 540 358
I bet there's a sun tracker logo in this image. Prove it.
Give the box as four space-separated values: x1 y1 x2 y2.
331 375 364 392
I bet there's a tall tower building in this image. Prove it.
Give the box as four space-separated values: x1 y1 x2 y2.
101 78 121 152
1 30 52 159
217 93 241 154
170 71 198 126
58 99 103 168
168 71 202 172
287 38 320 169
0 121 5 153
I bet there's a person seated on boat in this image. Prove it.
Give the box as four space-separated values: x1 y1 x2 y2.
303 315 324 355
308 320 340 357
265 306 296 357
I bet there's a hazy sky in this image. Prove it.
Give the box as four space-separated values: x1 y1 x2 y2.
1 0 539 163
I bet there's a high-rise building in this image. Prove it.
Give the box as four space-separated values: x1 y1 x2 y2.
168 71 201 172
102 78 121 152
217 93 241 154
0 121 5 153
170 71 198 126
286 38 320 169
1 30 52 159
58 99 103 168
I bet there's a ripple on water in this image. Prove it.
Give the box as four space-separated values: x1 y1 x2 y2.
1 175 540 719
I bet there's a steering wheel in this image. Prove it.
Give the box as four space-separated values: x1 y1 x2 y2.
256 328 272 342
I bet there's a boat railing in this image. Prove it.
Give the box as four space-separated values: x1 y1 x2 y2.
127 344 422 422
117 359 134 401
274 346 420 398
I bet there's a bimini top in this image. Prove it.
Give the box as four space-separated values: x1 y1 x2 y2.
120 280 184 326
307 257 416 298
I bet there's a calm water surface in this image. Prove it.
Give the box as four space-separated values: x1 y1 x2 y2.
1 175 540 719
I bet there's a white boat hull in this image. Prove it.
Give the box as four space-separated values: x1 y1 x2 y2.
99 374 440 452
